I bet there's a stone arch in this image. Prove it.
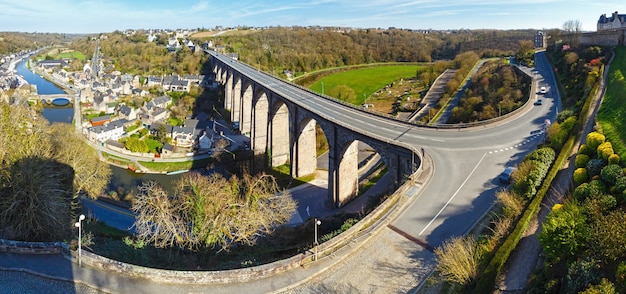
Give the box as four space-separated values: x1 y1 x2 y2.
292 116 321 178
269 99 290 167
231 74 241 123
252 88 269 155
336 140 359 206
240 79 253 135
223 70 233 110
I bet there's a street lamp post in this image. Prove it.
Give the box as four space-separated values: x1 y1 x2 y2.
74 214 85 266
321 82 324 95
314 218 321 261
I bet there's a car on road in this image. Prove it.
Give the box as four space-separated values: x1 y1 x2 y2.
534 99 543 106
499 167 516 184
539 86 547 94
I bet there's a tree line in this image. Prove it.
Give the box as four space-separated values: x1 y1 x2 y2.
202 27 538 77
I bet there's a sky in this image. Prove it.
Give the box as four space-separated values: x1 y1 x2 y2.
0 0 624 34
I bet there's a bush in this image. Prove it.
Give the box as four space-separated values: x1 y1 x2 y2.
587 158 606 178
576 154 590 168
601 164 623 185
580 278 616 294
588 179 607 198
574 168 588 185
566 257 602 294
513 147 556 198
574 183 589 201
615 177 626 196
579 144 590 155
539 201 588 261
616 262 626 287
608 153 621 165
597 141 614 160
586 132 605 151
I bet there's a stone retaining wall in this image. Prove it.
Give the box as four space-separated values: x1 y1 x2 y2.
0 239 68 255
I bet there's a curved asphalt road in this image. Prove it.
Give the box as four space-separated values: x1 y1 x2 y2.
0 51 559 293
209 50 559 292
210 50 559 247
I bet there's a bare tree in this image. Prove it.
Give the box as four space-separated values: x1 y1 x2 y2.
563 20 582 47
131 181 192 248
132 172 296 251
48 123 111 199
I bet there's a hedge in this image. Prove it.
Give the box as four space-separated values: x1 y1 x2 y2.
473 136 575 293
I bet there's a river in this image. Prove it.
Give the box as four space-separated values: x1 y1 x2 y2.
15 58 180 195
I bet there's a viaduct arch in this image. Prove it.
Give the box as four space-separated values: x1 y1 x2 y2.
209 51 421 207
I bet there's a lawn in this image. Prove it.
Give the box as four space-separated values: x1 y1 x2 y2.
56 51 86 61
309 65 422 105
597 46 626 159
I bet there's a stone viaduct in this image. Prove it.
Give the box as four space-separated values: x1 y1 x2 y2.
207 51 421 208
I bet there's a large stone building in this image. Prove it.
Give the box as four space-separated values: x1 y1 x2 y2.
597 11 626 31
580 11 626 46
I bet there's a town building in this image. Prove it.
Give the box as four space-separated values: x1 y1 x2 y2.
598 11 626 31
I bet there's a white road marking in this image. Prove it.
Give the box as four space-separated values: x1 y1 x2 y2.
418 152 487 236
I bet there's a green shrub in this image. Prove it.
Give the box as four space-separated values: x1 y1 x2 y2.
600 194 617 211
526 147 557 163
616 262 626 286
574 183 590 201
587 158 606 178
576 154 590 168
579 144 590 155
615 177 626 196
557 109 575 122
597 141 614 160
608 153 621 165
580 278 616 294
601 164 624 185
586 132 605 151
539 201 588 261
574 168 588 185
566 257 602 294
588 179 607 198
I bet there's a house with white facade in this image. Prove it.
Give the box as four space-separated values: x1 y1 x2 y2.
85 119 128 142
598 11 626 31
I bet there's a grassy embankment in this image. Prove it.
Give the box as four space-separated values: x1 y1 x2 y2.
597 46 626 159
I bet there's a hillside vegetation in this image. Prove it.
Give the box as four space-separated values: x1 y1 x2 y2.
198 27 537 77
597 46 626 159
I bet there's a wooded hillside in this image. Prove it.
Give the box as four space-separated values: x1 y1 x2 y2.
200 27 537 77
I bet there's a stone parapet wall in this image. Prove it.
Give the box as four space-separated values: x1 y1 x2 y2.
581 30 626 46
0 239 69 255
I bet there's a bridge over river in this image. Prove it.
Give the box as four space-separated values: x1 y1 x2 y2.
38 93 76 104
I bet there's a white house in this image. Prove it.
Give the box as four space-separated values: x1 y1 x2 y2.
85 119 127 142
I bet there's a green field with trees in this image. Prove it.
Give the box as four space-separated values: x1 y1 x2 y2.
308 64 421 105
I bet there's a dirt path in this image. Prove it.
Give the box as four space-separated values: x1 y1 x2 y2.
495 50 613 293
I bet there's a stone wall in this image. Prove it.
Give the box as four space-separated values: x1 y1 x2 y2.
581 30 626 46
0 239 69 255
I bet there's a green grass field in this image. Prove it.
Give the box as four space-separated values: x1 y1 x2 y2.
56 51 86 61
309 65 421 105
597 46 626 159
